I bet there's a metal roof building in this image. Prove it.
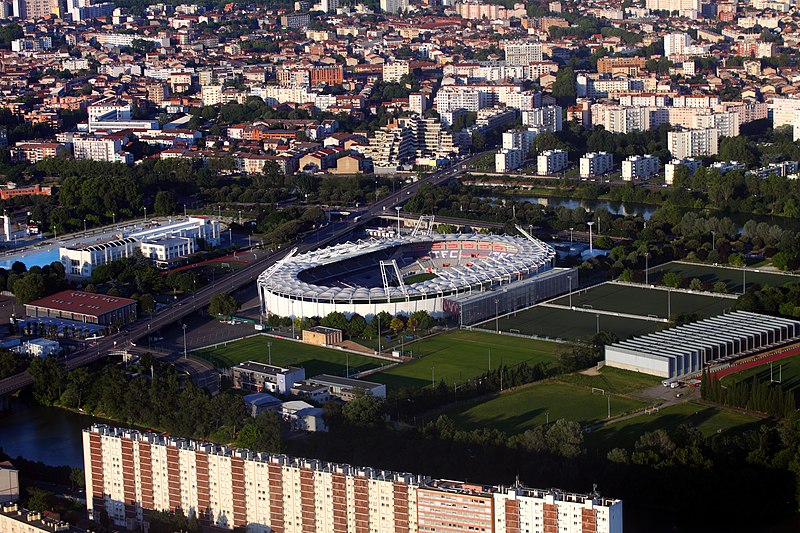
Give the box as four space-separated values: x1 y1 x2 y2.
604 310 800 378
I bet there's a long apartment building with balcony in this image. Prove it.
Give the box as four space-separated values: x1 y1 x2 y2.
84 424 623 533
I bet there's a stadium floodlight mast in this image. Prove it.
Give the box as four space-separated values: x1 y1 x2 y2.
569 227 574 243
395 206 402 236
587 221 595 253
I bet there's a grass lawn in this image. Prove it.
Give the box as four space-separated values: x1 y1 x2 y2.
584 402 765 453
193 335 383 377
722 352 800 393
476 306 665 340
441 381 646 435
549 283 733 319
649 261 800 293
370 330 559 389
403 272 437 284
556 367 663 395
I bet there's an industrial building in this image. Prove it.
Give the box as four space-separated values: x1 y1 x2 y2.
25 290 137 326
604 311 800 378
83 424 623 532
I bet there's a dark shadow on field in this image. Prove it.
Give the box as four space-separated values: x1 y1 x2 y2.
583 407 765 453
370 373 430 389
292 358 377 378
456 406 546 435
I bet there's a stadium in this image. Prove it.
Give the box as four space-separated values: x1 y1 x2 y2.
257 231 574 323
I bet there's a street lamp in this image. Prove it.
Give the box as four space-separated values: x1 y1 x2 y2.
143 206 147 222
112 212 116 225
184 204 187 217
568 275 572 308
83 219 87 235
238 210 242 225
53 225 56 240
182 323 187 359
645 252 650 285
494 298 499 333
587 221 595 253
596 313 600 334
395 206 402 236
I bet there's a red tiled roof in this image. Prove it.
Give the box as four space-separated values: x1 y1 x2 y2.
27 290 136 316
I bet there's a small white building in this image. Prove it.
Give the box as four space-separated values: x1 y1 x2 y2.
495 148 524 173
580 152 613 178
621 155 660 181
537 149 568 175
279 400 328 432
22 338 60 358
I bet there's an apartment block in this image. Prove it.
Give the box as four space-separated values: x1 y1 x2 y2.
380 0 408 14
580 152 614 178
667 128 719 159
83 425 623 533
503 40 543 66
10 141 67 163
771 97 800 129
597 57 646 75
521 105 562 132
621 155 660 181
502 129 538 156
72 135 133 165
663 33 690 57
538 149 569 175
383 60 410 83
664 158 702 184
496 148 524 173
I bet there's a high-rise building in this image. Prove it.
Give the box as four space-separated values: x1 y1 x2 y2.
83 424 624 533
621 155 660 181
13 0 57 19
645 0 700 16
380 0 407 14
521 105 563 132
538 149 569 175
320 0 337 12
382 60 410 83
663 33 691 57
495 148 524 172
580 152 614 178
503 40 544 66
667 128 719 159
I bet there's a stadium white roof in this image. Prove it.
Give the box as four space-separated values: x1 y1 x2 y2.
257 234 556 303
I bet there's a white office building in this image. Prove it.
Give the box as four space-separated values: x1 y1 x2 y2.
580 152 614 178
621 155 660 181
495 148 524 173
667 128 719 159
537 150 568 175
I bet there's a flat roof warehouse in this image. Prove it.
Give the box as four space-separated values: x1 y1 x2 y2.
26 290 136 316
604 310 800 378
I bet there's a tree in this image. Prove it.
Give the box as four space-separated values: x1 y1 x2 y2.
662 272 682 288
13 272 45 304
236 412 281 453
208 293 240 318
154 190 176 215
342 395 386 426
689 278 703 291
27 356 66 406
390 316 406 333
552 67 577 106
0 348 17 379
320 311 348 333
713 281 728 293
545 419 584 458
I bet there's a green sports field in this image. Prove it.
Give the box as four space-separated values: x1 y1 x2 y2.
475 306 665 340
722 352 800 392
370 330 559 389
193 335 383 377
549 283 734 319
441 381 646 435
556 367 663 395
584 402 765 452
649 262 800 293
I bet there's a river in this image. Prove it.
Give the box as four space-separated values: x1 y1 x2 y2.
488 195 800 232
0 402 115 468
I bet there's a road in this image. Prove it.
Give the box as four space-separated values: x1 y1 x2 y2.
0 152 488 397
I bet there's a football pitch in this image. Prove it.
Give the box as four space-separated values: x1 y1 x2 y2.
440 381 646 435
649 261 800 293
549 283 734 319
476 305 665 340
584 402 765 452
370 330 560 390
192 335 383 377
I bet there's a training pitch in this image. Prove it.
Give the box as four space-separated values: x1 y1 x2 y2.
441 381 645 435
650 261 800 294
370 330 559 390
193 335 383 377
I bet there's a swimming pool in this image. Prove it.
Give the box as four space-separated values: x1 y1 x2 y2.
0 247 60 270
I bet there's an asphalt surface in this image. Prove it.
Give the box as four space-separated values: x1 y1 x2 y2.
0 152 487 396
